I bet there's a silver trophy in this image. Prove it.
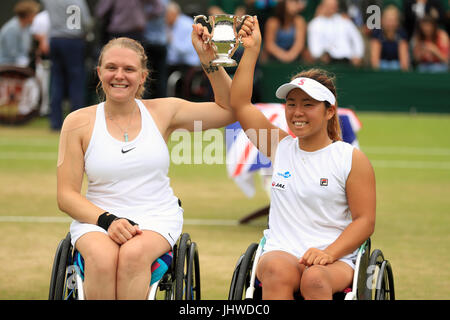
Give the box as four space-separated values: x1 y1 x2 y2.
194 14 250 67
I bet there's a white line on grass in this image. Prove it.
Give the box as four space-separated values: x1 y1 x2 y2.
2 154 449 170
363 146 450 156
371 160 450 170
0 152 56 160
0 216 239 226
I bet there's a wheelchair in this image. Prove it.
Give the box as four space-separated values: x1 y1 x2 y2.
0 66 42 125
49 232 201 300
228 237 395 300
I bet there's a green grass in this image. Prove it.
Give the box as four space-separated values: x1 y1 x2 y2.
0 112 449 299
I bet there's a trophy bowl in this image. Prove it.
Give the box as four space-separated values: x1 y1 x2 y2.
194 14 250 67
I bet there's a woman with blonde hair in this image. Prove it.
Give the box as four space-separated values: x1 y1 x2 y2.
370 5 410 71
57 25 234 299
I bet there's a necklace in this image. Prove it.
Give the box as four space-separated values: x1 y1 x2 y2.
106 104 137 142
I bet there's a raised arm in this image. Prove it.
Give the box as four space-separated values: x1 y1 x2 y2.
166 23 234 133
230 16 288 159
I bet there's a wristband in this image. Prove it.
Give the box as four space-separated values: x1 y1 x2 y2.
97 212 138 231
97 212 118 231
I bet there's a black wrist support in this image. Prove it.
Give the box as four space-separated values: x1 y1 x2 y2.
97 212 138 231
97 212 118 231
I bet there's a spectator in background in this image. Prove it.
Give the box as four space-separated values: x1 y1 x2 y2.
307 0 364 66
95 0 146 44
412 15 449 72
42 0 92 131
403 0 446 40
246 0 278 37
166 2 200 68
29 9 51 116
0 0 40 67
208 0 248 16
143 0 169 99
262 0 307 63
370 5 410 71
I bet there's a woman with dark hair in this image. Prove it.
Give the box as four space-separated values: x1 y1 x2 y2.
230 16 376 300
413 15 449 72
262 0 307 62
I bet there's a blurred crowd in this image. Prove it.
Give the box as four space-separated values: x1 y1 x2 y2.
217 0 449 72
0 0 448 128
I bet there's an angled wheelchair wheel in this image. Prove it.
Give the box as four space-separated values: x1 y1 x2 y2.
355 239 371 300
229 243 258 300
363 249 385 300
375 260 395 300
174 233 201 300
228 255 243 299
49 233 72 300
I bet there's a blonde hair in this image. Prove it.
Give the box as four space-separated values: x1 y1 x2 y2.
96 37 149 100
290 68 341 142
14 0 40 18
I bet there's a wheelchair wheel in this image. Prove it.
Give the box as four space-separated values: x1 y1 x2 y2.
186 242 201 300
363 249 385 300
355 239 371 300
229 243 258 300
0 66 41 125
49 233 72 300
375 260 395 300
174 233 201 300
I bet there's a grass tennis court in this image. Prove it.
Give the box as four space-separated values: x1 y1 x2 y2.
0 112 449 299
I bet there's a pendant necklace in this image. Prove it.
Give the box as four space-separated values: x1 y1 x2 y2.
106 104 136 142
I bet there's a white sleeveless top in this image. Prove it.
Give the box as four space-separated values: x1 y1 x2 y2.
84 99 180 217
263 136 358 263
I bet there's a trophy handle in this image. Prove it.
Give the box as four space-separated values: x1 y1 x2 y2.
235 15 252 44
193 15 212 44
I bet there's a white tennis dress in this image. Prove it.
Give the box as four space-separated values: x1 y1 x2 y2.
263 136 358 268
70 99 183 248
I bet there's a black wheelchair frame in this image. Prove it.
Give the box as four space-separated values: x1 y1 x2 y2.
228 238 395 300
48 232 201 300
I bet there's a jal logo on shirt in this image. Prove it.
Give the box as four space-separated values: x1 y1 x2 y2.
272 181 286 191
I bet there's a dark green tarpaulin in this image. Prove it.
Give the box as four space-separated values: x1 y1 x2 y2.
258 62 450 113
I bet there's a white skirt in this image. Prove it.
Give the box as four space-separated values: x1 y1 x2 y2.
262 229 357 270
70 206 184 249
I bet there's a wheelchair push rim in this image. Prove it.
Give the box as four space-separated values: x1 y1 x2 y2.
174 233 201 300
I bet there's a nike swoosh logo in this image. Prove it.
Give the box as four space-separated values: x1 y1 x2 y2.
121 147 136 154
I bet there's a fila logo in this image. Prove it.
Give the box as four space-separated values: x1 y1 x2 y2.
320 178 328 186
272 182 286 190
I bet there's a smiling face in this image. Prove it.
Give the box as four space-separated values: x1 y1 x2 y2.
97 46 147 102
285 88 335 140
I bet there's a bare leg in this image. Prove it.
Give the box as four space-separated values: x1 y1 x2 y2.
75 232 120 300
256 251 305 300
116 230 171 300
300 261 353 300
